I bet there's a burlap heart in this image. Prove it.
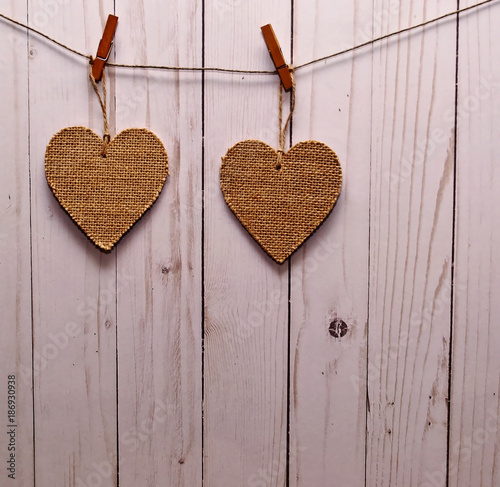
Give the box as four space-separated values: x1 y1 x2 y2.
220 139 342 263
45 126 169 250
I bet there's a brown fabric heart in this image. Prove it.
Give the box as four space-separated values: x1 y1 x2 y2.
45 126 169 251
220 139 342 263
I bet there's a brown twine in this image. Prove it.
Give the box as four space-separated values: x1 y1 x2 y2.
89 60 110 156
277 69 296 165
0 0 496 74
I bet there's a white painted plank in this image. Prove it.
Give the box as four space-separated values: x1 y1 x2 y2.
367 2 457 485
113 1 203 485
27 2 118 485
203 3 291 486
449 2 500 486
0 2 33 485
4 1 500 485
289 1 373 485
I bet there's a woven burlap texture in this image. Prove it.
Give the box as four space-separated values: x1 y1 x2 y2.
220 139 342 264
45 126 169 251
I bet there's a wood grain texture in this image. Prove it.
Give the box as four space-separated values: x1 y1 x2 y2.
449 1 500 486
289 0 372 485
28 2 118 485
203 3 291 486
367 1 457 485
0 2 33 485
2 1 500 486
114 0 203 485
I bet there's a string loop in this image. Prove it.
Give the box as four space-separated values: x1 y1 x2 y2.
278 68 296 159
89 60 110 156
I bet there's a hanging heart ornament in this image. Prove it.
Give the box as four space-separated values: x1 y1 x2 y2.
220 140 341 263
220 72 342 264
45 126 168 251
45 67 169 251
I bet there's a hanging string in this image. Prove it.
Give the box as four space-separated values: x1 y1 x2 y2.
277 70 296 165
89 61 110 155
0 0 497 75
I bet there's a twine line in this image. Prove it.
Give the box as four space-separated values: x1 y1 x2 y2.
89 61 110 155
277 70 296 164
0 0 497 75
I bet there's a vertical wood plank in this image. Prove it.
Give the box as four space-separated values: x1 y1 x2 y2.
28 2 118 485
5 1 500 485
0 2 33 485
449 2 500 486
203 2 291 486
114 1 203 485
367 2 457 485
289 1 372 485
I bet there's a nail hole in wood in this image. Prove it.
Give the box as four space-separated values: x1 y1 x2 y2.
329 319 347 338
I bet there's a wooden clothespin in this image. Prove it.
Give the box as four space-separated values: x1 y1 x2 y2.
91 14 119 82
260 24 293 91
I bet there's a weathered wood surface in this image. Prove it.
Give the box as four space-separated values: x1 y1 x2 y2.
0 1 33 485
203 3 290 485
0 1 498 485
449 1 500 487
367 1 457 486
289 0 372 485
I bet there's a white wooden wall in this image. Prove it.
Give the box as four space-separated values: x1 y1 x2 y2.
0 0 499 486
